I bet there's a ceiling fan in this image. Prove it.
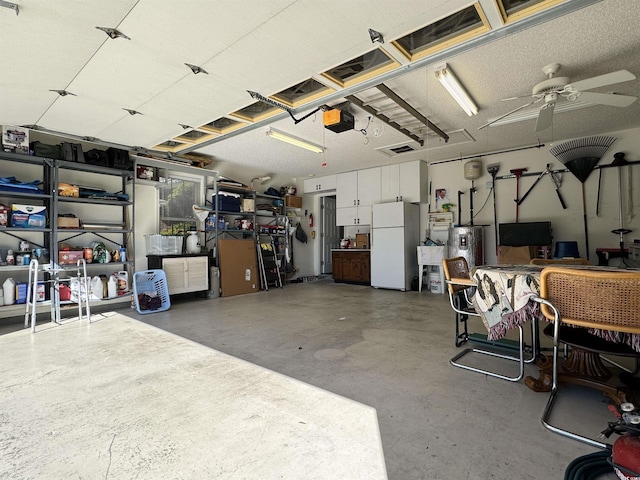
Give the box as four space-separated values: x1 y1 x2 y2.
479 63 637 132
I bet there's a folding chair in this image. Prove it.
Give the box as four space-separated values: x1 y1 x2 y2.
443 257 525 382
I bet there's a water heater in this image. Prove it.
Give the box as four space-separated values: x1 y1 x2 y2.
449 226 484 269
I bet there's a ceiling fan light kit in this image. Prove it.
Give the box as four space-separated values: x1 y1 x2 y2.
266 128 324 154
434 64 478 117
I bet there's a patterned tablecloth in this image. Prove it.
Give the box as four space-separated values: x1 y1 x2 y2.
471 264 544 341
471 264 640 352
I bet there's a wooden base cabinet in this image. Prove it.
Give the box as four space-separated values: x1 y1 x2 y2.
332 250 370 285
147 254 209 295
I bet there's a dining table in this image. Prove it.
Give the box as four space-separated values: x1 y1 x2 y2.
469 263 640 393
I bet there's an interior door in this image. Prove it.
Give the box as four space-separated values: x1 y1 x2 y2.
321 196 341 274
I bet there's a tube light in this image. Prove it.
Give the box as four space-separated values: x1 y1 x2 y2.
435 64 478 117
266 128 325 153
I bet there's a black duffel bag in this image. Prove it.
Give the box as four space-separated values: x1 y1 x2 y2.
30 141 62 159
84 149 110 167
60 142 84 163
106 147 132 170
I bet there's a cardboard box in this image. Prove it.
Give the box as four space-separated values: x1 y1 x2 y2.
11 204 46 228
58 216 81 228
242 198 255 213
0 203 8 226
497 246 534 265
218 239 258 297
355 233 370 249
2 125 29 154
58 250 84 265
285 195 302 208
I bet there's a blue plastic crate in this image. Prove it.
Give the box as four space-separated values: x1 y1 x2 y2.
133 269 171 314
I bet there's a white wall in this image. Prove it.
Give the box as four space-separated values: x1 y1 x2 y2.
426 126 640 264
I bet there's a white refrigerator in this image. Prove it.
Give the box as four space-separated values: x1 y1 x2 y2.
371 202 420 291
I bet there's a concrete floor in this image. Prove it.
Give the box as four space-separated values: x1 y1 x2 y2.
1 279 624 479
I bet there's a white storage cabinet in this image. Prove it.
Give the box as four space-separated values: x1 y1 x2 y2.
380 160 428 203
336 168 381 225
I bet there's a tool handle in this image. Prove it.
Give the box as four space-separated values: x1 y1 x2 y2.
555 189 567 209
516 174 543 205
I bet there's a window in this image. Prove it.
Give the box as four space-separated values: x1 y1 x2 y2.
495 0 565 24
392 4 490 61
159 174 200 235
321 48 399 88
271 78 334 108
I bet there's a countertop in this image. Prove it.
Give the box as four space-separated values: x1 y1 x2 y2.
332 248 371 252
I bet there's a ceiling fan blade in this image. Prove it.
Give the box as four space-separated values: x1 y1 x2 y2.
568 69 636 91
577 91 637 107
535 102 555 132
501 93 532 102
477 100 535 130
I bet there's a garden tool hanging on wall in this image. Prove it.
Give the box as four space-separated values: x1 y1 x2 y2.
510 167 527 222
609 152 633 263
516 163 567 209
549 135 616 260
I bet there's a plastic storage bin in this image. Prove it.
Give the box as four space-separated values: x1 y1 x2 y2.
133 269 171 314
144 234 182 255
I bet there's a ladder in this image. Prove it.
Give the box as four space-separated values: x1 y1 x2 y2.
256 234 283 290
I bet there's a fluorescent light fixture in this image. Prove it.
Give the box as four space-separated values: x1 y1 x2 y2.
487 100 594 127
266 128 324 153
435 64 478 116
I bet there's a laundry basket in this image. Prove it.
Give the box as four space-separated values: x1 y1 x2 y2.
133 269 170 314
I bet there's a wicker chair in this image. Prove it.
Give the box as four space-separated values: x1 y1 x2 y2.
442 256 525 382
531 267 640 448
530 258 590 266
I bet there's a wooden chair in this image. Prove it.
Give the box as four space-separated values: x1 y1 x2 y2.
530 258 590 266
442 256 525 382
531 267 640 448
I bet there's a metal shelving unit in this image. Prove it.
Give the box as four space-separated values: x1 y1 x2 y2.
0 151 135 319
205 183 256 265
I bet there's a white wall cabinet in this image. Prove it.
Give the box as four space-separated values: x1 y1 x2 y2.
336 168 380 225
303 175 336 193
380 160 428 203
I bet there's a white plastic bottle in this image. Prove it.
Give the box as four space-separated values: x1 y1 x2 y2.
107 275 117 299
186 231 200 254
3 278 15 305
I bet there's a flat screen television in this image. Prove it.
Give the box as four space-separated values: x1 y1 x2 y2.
499 221 552 246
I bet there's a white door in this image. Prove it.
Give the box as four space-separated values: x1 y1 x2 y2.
373 202 405 228
371 227 405 289
321 196 341 274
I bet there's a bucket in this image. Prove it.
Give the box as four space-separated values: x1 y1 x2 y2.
429 269 443 294
554 241 580 258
